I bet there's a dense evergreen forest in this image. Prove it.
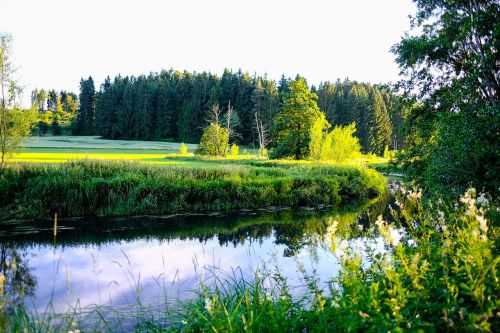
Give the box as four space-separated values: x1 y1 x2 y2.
67 70 405 154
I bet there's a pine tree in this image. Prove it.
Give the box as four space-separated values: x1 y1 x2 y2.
367 89 392 155
272 78 325 159
73 77 96 135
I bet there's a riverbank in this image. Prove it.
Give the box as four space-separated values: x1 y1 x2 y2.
0 160 386 220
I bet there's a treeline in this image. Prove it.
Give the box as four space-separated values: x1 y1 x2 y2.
315 81 406 153
31 89 78 135
73 69 406 153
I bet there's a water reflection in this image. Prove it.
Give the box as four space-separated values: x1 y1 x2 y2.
0 193 393 315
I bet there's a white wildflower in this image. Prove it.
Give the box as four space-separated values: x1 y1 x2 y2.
477 211 488 234
375 216 385 229
388 227 403 246
339 239 349 252
477 193 489 207
407 239 417 247
204 298 213 316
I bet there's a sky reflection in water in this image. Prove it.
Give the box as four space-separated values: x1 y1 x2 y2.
0 196 392 314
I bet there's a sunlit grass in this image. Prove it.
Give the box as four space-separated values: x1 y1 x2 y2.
9 151 389 168
10 152 186 164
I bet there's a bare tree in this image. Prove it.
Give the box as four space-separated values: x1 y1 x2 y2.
207 102 223 156
255 112 270 158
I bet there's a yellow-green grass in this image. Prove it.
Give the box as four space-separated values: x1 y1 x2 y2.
9 150 389 168
11 135 389 167
11 152 178 164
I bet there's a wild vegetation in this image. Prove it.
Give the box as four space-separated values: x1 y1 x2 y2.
393 0 499 199
0 160 386 220
0 0 498 331
166 187 499 332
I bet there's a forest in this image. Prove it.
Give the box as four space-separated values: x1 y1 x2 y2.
33 71 405 155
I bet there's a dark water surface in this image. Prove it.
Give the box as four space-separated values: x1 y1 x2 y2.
0 195 394 317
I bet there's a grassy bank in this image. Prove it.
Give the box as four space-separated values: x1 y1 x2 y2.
0 160 386 220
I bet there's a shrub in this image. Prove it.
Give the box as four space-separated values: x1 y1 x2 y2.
179 143 188 155
230 143 239 156
195 124 228 156
327 123 361 163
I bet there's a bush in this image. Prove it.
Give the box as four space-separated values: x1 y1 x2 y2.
179 143 188 155
195 124 228 156
230 143 239 156
327 123 361 163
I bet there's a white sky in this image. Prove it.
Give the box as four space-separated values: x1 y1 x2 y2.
0 0 415 104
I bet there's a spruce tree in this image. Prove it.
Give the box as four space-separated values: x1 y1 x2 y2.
73 77 95 135
272 78 325 159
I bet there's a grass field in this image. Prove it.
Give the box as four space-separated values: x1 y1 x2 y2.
12 136 388 167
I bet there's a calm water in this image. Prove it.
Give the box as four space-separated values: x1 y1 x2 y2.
0 195 394 318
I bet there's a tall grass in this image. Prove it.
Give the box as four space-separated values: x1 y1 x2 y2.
0 160 386 220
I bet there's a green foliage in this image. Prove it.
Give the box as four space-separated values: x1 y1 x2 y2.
383 145 389 159
367 89 392 155
308 115 331 162
392 0 499 199
0 108 36 167
93 69 279 144
230 143 239 156
170 271 303 332
195 124 229 157
324 188 499 332
323 123 361 163
0 34 36 166
31 90 77 136
272 78 325 159
0 160 385 220
179 143 188 155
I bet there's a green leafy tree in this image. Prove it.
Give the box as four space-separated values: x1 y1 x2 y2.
51 96 63 135
308 115 331 162
230 143 239 156
273 78 325 159
196 103 229 157
0 33 36 167
392 0 500 198
326 123 361 163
